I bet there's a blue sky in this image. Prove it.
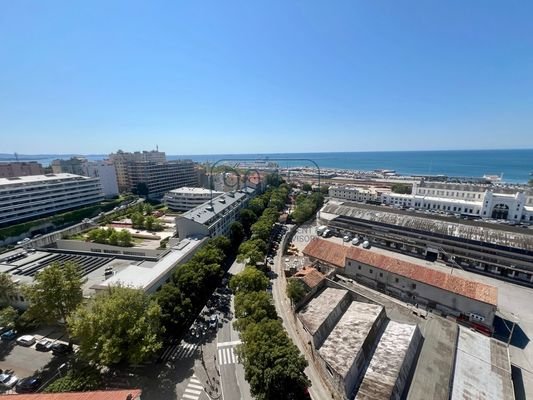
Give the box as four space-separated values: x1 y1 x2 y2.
1 1 532 155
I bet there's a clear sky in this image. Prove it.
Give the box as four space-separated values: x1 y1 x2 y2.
1 1 532 155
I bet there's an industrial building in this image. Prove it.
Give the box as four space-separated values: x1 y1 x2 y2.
303 238 498 331
0 173 104 226
296 280 513 400
175 188 256 239
164 187 223 211
297 286 421 399
319 201 533 285
0 161 44 178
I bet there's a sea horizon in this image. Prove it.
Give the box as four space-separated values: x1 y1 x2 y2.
1 148 532 184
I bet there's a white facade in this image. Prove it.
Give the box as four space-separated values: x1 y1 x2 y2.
382 182 533 222
84 161 119 198
0 173 104 225
164 187 223 211
329 186 387 203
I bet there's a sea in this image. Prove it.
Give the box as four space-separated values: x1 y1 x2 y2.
2 149 532 184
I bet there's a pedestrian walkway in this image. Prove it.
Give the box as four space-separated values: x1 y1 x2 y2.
217 345 239 365
158 341 198 363
180 375 205 400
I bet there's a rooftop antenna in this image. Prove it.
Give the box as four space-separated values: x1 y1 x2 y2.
156 144 159 152
14 152 19 161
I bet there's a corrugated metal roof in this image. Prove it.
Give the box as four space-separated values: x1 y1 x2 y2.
322 202 533 251
303 239 498 306
8 389 142 400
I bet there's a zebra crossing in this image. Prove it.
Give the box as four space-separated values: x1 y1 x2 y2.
159 341 198 363
217 345 239 365
180 374 204 400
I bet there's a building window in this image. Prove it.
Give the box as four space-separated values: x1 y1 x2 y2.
379 272 383 277
358 265 361 270
395 278 399 283
412 283 416 289
369 269 373 274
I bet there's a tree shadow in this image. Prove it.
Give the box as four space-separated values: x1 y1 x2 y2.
0 340 16 362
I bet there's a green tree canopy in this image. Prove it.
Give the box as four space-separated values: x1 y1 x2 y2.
68 286 162 366
0 272 16 304
154 284 193 335
117 230 133 247
248 197 266 216
0 306 18 328
286 279 308 305
391 183 412 194
229 221 245 248
234 291 277 332
302 183 312 192
24 261 83 325
238 319 310 400
239 209 258 235
230 267 269 293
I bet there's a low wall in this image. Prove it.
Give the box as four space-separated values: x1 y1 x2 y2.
54 239 166 258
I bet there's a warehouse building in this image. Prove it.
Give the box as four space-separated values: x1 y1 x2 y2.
304 238 498 331
0 173 103 226
319 201 533 285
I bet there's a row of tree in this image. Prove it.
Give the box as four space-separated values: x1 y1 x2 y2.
231 267 309 399
154 236 232 337
291 192 324 224
87 227 133 247
230 183 310 399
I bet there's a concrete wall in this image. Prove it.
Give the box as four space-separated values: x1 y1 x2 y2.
392 326 422 400
344 260 496 327
176 217 209 239
55 239 165 259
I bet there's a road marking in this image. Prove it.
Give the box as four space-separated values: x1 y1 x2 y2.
159 342 197 362
216 340 242 347
218 346 239 365
180 375 204 400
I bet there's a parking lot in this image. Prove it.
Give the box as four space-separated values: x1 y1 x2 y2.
0 327 73 394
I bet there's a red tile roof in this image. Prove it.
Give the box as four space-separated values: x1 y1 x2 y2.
294 266 325 288
303 238 346 268
8 389 142 400
303 238 498 306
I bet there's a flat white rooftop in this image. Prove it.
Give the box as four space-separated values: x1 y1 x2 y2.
451 326 514 400
298 287 348 335
167 187 218 195
319 301 384 378
0 173 91 186
91 237 205 293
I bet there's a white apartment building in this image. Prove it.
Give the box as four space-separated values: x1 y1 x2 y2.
0 173 104 225
329 185 389 203
83 161 119 198
176 187 256 239
382 182 533 222
164 187 223 212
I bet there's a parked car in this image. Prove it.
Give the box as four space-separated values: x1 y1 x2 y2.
351 238 360 246
208 314 219 330
51 343 71 355
0 326 11 335
362 240 371 249
36 339 53 352
16 335 36 347
15 376 41 393
343 235 351 242
0 373 19 389
1 330 16 341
